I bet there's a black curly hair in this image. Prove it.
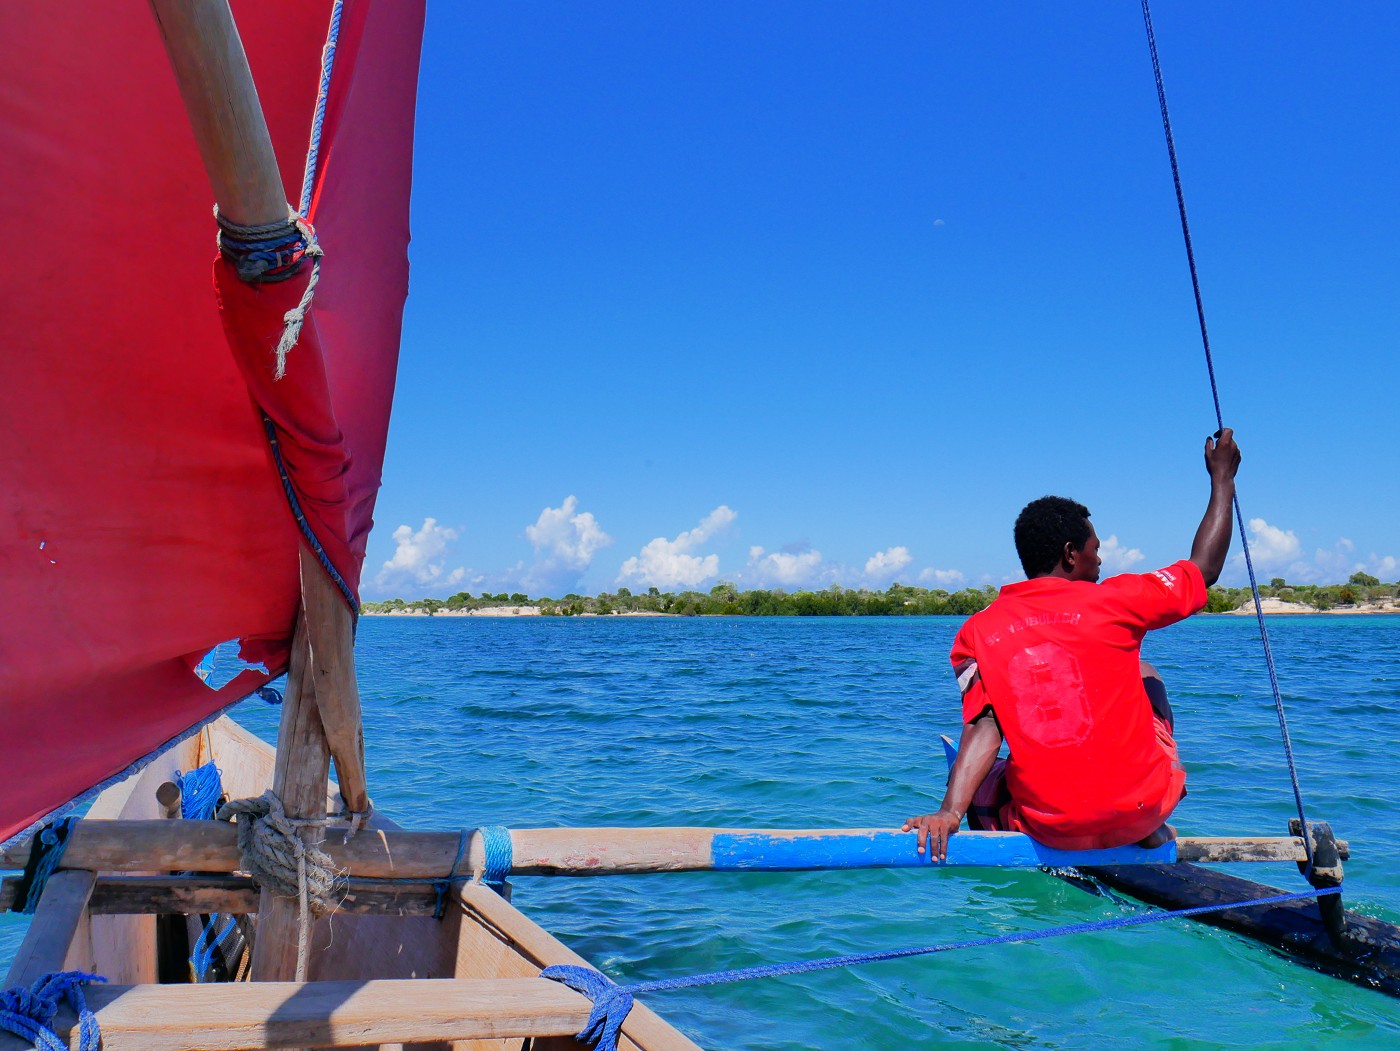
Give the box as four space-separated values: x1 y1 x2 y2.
1014 496 1092 578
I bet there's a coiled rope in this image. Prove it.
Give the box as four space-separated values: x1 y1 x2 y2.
0 972 105 1051
545 887 1340 1051
1139 0 1314 872
217 790 344 981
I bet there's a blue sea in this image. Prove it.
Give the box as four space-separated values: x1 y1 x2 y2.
4 615 1399 1048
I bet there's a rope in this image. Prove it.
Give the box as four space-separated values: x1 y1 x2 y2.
479 825 513 888
261 412 360 613
433 830 470 920
298 0 346 217
0 972 105 1051
1138 0 1314 873
544 887 1341 1051
175 762 224 821
13 817 77 914
217 790 343 981
190 915 239 983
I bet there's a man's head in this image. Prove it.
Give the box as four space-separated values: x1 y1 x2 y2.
1014 496 1102 582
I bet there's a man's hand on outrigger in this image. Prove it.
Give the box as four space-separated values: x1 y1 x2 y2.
903 711 1004 861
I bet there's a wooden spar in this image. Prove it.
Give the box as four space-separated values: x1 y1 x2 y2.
251 611 327 982
298 546 369 817
2 823 1343 876
145 0 285 228
1 871 96 987
24 977 597 1051
147 0 369 821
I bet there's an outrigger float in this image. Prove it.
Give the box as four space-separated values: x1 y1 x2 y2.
3 2 1399 1050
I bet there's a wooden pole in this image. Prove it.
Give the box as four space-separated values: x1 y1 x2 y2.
250 611 328 982
3 823 1343 876
146 0 287 228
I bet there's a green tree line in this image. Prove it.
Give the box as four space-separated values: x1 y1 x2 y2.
364 573 1398 618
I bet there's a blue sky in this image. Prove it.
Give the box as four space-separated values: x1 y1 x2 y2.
367 3 1400 600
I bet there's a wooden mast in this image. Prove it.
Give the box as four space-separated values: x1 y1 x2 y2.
145 0 368 982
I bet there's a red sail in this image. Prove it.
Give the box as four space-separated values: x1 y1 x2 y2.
0 0 425 847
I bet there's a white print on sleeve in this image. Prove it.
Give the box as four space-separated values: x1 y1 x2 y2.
1152 568 1179 590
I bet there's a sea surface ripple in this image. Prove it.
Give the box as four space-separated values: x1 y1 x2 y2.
5 615 1399 1048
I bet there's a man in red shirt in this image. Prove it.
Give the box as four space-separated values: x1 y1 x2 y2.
904 429 1241 856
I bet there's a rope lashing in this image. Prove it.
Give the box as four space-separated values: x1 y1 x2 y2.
217 790 343 981
214 206 323 380
175 761 224 821
433 830 471 920
540 966 633 1051
1139 0 1315 873
544 887 1342 1051
478 825 513 889
0 971 105 1051
13 817 77 914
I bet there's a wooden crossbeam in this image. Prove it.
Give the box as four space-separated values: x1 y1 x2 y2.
1 823 1345 879
21 978 593 1051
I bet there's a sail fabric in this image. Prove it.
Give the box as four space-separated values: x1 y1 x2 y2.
0 0 425 848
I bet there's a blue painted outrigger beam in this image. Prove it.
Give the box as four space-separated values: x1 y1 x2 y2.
709 830 1178 870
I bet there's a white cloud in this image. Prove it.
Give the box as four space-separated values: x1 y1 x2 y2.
1220 521 1397 586
918 567 967 588
745 543 827 588
1098 534 1144 575
374 518 466 592
520 496 612 596
864 546 913 583
616 506 736 590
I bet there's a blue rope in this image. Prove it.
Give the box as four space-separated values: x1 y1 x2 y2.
175 762 224 821
480 825 513 888
1139 0 1313 873
15 818 77 915
433 830 470 920
544 887 1340 1051
298 0 346 217
0 972 105 1051
261 413 360 613
190 915 239 983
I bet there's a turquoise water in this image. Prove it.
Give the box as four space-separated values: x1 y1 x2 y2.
5 615 1399 1047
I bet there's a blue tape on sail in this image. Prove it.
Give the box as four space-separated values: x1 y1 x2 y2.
709 831 1177 870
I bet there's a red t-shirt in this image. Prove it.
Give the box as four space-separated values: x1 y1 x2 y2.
951 560 1207 850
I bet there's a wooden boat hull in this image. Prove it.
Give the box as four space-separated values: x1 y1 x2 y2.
17 715 699 1051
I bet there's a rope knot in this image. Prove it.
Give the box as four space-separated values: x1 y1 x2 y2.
217 790 342 913
539 965 635 1051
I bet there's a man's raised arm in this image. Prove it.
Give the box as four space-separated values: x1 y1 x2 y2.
1189 427 1242 587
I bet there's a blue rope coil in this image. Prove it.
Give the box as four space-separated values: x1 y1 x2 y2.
0 971 105 1051
544 887 1341 1051
175 762 224 822
15 818 77 914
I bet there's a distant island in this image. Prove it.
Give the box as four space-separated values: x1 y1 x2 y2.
362 573 1399 617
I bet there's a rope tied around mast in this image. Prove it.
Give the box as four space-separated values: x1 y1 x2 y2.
217 790 344 981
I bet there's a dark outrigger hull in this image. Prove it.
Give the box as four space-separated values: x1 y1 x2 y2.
1082 863 1400 998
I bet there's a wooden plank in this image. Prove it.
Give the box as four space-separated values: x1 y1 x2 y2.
6 824 1339 876
24 978 596 1051
2 870 97 988
145 0 286 228
299 546 370 817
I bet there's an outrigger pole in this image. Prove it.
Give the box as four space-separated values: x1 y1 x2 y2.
145 0 368 984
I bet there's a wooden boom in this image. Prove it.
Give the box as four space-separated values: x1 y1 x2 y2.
2 822 1342 877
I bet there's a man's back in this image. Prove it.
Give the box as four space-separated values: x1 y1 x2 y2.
952 559 1206 849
